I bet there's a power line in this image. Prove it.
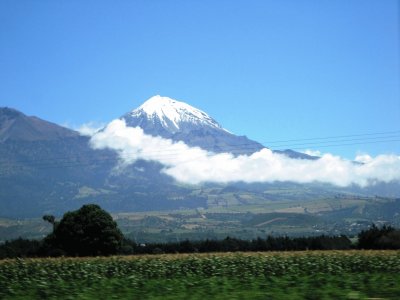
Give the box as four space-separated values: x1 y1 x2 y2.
267 134 400 149
288 138 400 150
261 130 400 144
1 133 399 166
0 130 399 172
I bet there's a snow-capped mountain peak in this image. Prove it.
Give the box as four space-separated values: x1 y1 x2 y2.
121 95 266 155
126 95 223 133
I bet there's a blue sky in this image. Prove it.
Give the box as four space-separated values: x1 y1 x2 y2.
1 0 399 159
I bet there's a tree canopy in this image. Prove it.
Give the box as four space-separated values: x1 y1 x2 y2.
358 224 400 249
48 204 123 256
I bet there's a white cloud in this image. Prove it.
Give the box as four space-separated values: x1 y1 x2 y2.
302 149 322 157
354 154 373 163
90 119 400 187
76 122 105 136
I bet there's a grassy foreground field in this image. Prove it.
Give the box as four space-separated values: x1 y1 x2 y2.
1 251 399 299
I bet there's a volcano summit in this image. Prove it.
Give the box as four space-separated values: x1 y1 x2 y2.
121 95 265 155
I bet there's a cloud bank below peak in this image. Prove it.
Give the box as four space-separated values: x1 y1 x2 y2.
90 119 400 187
75 122 105 136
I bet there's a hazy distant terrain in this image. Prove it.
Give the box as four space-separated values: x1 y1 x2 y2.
2 194 399 243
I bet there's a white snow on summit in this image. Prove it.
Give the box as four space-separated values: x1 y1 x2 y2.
128 95 224 132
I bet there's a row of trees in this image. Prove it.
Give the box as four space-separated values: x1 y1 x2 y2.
127 235 352 255
358 224 400 249
0 204 399 258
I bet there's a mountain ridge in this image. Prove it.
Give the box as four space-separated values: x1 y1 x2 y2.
0 107 78 142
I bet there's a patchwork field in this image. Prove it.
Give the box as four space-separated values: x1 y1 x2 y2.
1 193 400 243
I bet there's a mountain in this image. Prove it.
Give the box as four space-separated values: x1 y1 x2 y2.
123 95 224 136
0 101 313 219
0 106 204 217
0 107 78 142
0 108 119 217
0 100 398 223
122 95 265 155
122 96 315 159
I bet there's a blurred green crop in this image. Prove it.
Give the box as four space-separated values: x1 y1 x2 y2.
0 251 399 299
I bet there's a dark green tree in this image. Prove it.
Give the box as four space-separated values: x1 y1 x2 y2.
358 224 397 249
49 204 123 256
42 215 55 225
42 214 57 231
0 238 41 259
